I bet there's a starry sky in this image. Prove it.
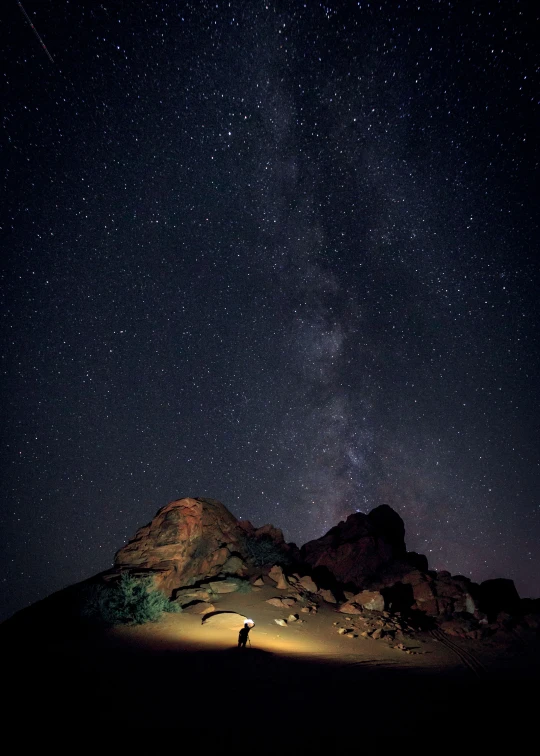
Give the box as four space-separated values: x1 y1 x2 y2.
1 0 538 621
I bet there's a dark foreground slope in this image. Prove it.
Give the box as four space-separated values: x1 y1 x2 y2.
5 632 539 738
3 587 539 738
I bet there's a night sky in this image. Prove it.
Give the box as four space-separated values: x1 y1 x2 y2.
1 1 539 621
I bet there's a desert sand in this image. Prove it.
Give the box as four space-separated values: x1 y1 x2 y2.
6 581 537 737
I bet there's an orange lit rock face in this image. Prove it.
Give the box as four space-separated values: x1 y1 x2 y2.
114 496 296 596
115 497 247 594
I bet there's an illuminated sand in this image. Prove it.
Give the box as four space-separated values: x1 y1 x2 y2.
3 581 538 733
108 584 463 673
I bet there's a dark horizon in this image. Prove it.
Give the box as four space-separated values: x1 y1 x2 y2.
1 1 538 622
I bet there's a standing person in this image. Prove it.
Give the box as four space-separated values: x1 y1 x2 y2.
238 620 254 648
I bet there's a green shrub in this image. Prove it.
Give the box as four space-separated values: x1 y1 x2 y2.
82 572 179 626
242 535 292 568
227 577 252 594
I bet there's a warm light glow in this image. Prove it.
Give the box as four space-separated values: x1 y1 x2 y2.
110 613 372 661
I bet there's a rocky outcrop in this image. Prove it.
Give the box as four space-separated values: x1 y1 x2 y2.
113 495 527 626
301 505 419 589
114 497 247 593
298 505 521 621
114 496 294 595
238 521 285 544
397 569 478 617
268 564 291 589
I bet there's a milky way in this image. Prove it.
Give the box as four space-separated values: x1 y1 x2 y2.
1 1 538 620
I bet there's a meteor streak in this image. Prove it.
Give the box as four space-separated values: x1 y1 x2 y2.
17 1 54 63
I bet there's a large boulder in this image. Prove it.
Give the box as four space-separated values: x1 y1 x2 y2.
114 496 294 595
268 565 291 589
400 570 480 617
115 497 249 594
300 505 408 589
478 578 521 619
350 590 385 612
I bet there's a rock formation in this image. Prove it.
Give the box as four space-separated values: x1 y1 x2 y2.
300 504 420 589
114 497 243 592
113 496 528 626
114 496 295 594
298 505 523 622
2 493 538 653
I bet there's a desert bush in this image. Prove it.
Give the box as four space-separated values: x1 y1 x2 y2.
227 577 252 594
81 572 179 626
242 535 292 568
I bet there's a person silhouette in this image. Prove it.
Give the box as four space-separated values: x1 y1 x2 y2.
238 620 253 648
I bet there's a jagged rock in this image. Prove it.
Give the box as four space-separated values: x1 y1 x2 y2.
298 575 318 593
371 628 384 640
267 597 289 608
338 602 364 615
282 597 297 607
349 590 385 612
173 588 212 605
301 505 407 589
287 614 299 622
397 570 482 617
267 596 296 608
401 570 443 615
274 619 287 627
269 565 290 589
255 523 285 543
317 588 338 604
237 520 284 545
221 556 247 576
114 496 294 595
251 576 265 586
454 593 478 615
115 497 248 594
287 591 302 600
402 569 430 588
